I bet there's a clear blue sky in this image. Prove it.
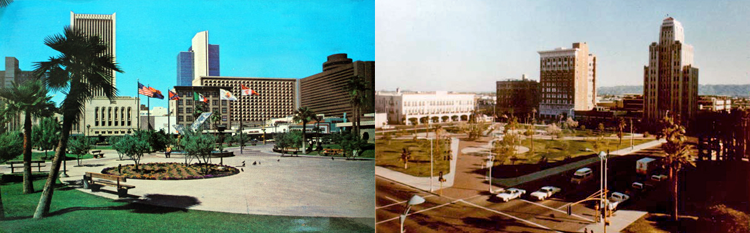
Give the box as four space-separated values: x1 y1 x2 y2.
376 0 750 92
0 0 374 109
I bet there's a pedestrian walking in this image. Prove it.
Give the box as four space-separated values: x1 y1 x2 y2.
165 146 172 158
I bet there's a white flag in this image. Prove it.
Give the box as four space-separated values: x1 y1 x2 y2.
220 89 238 101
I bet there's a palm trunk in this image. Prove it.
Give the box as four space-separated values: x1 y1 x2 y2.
671 166 679 222
33 116 72 219
302 122 307 152
23 113 34 194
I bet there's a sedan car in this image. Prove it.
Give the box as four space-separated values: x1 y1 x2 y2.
496 188 526 202
529 186 561 201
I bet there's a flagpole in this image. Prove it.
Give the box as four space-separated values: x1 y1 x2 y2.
168 90 171 137
147 84 151 131
240 92 243 154
137 78 140 131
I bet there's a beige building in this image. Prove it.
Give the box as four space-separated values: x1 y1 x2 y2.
71 12 116 95
191 76 299 129
170 86 233 131
72 97 140 137
375 90 475 125
538 42 597 119
300 54 374 119
643 17 699 126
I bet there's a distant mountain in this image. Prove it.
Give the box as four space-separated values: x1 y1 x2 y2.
598 84 750 97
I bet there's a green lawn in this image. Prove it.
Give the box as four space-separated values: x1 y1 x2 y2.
92 145 113 150
0 178 373 232
376 139 450 177
515 138 654 164
2 152 93 164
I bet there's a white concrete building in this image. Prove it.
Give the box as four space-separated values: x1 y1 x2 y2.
191 31 209 86
375 90 475 125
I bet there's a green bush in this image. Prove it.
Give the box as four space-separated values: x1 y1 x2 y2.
0 131 23 162
699 204 750 233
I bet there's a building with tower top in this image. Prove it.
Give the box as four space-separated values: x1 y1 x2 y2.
643 17 699 127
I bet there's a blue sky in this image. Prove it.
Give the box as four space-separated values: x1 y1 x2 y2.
0 0 374 109
376 0 750 92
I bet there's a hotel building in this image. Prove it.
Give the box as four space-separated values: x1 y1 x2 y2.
538 42 597 120
300 54 374 119
496 74 540 121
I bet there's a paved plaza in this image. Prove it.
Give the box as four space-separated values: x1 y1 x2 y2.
1 143 375 221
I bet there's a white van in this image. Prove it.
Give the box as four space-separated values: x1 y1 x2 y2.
570 167 593 184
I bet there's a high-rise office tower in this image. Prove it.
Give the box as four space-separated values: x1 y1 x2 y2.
70 12 116 93
538 42 596 119
643 17 699 126
177 31 220 86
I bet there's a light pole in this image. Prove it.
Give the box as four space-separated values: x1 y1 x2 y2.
599 150 609 233
487 153 494 193
420 130 434 193
630 118 634 150
400 194 425 233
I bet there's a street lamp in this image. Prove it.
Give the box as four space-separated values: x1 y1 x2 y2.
419 133 434 192
400 194 425 233
599 150 609 233
486 153 495 193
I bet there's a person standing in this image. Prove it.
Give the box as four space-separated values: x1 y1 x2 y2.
165 146 172 158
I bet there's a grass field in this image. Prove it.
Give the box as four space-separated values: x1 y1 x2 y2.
0 178 373 232
375 139 451 177
512 138 654 164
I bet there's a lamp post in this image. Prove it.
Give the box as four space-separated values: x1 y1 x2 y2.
599 150 609 233
487 153 495 193
400 194 425 233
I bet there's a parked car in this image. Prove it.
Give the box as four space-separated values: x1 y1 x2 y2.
651 174 668 182
570 168 593 184
496 188 526 202
530 186 561 201
631 182 644 190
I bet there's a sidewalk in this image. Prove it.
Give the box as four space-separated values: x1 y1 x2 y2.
375 137 459 192
579 210 647 233
492 139 665 187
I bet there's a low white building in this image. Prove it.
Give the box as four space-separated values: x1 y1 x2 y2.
375 89 475 125
74 96 140 137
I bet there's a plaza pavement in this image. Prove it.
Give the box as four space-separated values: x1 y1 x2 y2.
2 143 375 221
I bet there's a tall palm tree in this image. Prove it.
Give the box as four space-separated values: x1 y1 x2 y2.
0 80 56 194
32 26 121 219
345 74 371 137
292 107 315 152
659 116 695 222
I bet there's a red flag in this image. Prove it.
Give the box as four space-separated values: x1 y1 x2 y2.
169 91 180 100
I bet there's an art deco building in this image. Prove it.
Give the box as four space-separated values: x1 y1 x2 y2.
643 17 699 126
496 74 540 121
178 31 220 86
538 42 596 119
189 77 299 128
1 57 36 131
300 54 374 119
375 90 475 125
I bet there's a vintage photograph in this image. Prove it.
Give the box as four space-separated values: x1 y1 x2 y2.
0 0 375 232
375 0 750 232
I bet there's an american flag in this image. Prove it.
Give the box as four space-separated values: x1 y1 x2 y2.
138 82 153 97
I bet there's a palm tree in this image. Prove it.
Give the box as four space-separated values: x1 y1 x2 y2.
0 0 14 8
292 107 316 152
0 80 56 194
345 74 371 137
32 27 122 219
617 117 626 147
659 116 695 222
314 115 324 145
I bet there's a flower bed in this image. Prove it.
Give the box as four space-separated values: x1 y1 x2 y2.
102 162 240 180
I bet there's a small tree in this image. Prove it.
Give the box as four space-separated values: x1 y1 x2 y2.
115 133 150 171
108 136 124 160
565 117 578 132
546 123 562 140
617 117 626 147
382 132 392 145
224 135 234 147
341 132 366 158
0 131 22 219
592 136 608 154
598 122 606 136
180 129 217 174
32 117 61 160
400 147 411 169
67 136 92 166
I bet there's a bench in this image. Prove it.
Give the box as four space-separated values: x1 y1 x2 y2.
6 160 46 173
91 150 104 158
83 172 135 198
322 149 344 156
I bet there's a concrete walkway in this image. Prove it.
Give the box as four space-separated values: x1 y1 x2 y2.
4 144 375 219
491 139 666 187
579 210 648 233
374 137 459 191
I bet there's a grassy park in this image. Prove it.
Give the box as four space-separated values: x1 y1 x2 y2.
513 138 655 164
375 139 451 177
0 178 372 232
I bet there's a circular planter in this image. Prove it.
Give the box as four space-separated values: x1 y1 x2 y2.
102 162 239 180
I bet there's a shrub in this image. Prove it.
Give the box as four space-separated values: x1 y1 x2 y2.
699 204 750 233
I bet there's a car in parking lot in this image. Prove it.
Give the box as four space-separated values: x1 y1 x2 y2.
496 188 526 202
631 182 644 190
603 192 630 210
530 186 561 201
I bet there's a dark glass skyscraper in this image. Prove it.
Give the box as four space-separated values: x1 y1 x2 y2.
176 51 194 86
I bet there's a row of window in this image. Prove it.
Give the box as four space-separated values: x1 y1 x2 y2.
93 107 133 127
403 100 473 107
